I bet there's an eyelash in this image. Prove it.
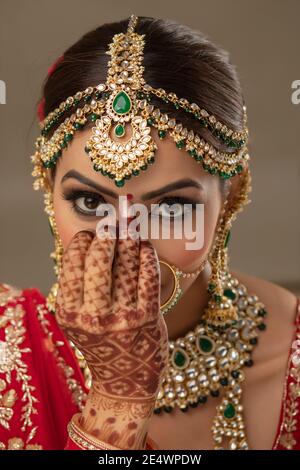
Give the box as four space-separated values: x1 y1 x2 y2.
62 189 199 219
62 189 105 217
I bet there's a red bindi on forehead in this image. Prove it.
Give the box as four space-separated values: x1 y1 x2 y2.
126 194 133 200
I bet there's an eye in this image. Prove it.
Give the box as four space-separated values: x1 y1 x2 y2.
62 189 106 216
151 197 198 220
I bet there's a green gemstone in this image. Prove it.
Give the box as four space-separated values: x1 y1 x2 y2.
199 336 214 353
207 283 216 293
220 171 230 179
89 113 100 122
236 164 243 173
213 294 222 303
112 91 131 115
147 118 154 126
114 124 125 137
173 349 188 368
224 288 236 300
176 139 185 149
199 118 208 127
132 169 140 176
158 130 167 139
43 160 54 169
224 403 236 419
224 230 231 248
115 179 125 187
64 133 73 142
73 122 84 130
258 308 267 317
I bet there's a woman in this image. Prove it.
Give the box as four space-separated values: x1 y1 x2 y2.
0 14 299 451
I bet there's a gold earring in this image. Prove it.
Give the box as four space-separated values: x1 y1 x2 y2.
159 258 208 316
203 168 252 328
45 191 63 313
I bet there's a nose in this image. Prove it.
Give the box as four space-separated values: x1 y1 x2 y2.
115 215 136 238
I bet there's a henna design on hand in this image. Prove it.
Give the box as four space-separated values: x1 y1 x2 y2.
55 230 169 404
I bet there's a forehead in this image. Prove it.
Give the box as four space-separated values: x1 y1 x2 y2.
54 124 215 193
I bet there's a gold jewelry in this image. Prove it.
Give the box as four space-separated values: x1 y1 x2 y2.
68 270 268 450
44 191 63 313
68 412 124 450
31 14 250 191
159 258 207 316
203 169 252 328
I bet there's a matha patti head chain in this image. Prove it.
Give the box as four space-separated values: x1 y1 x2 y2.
31 14 252 329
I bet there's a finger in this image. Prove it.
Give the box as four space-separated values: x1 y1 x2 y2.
83 232 117 316
137 240 161 322
55 230 94 326
111 230 140 312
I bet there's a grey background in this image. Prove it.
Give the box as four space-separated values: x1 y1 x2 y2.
0 0 299 296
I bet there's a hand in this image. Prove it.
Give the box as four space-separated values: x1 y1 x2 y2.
54 228 169 448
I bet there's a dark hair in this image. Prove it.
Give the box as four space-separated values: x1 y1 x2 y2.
40 15 244 193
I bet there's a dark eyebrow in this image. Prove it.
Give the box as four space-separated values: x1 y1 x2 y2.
142 179 204 200
61 170 204 200
61 170 119 199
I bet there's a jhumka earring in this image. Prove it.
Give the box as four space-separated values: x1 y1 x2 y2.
45 192 63 312
203 168 252 329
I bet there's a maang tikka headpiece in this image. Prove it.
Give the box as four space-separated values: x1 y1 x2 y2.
32 14 249 189
31 14 252 328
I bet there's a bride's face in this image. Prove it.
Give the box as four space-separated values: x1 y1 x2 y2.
49 125 227 297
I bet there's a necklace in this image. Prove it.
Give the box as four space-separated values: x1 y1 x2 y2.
69 270 267 450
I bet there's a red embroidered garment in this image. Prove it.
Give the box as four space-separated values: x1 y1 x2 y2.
0 283 299 450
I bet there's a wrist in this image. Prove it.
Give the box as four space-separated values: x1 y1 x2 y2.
80 386 155 450
68 413 125 450
67 413 158 450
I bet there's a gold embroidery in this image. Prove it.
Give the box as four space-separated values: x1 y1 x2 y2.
0 284 22 307
0 379 17 429
0 437 42 450
0 291 42 449
274 300 300 450
36 303 87 411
